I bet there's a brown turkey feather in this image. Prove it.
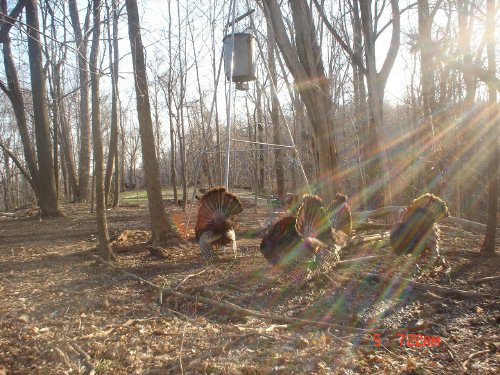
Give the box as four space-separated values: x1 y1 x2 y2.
326 193 352 235
195 186 243 241
295 195 328 239
390 193 449 257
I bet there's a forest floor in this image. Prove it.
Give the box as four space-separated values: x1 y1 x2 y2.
0 199 498 374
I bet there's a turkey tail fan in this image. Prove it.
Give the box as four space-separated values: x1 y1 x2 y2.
195 186 243 240
390 194 448 257
326 193 352 235
295 195 328 239
403 193 449 227
260 216 301 266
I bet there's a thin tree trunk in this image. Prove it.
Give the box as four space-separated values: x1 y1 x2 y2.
263 0 340 202
126 0 180 244
68 0 91 202
104 0 120 207
351 0 368 209
256 74 265 193
167 0 178 202
481 0 497 254
267 22 285 204
0 0 39 195
177 0 187 208
90 0 116 261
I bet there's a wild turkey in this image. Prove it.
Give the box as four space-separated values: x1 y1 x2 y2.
260 194 349 280
390 194 449 267
195 186 243 260
326 193 352 241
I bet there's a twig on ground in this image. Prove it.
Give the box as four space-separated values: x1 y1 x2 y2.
462 349 493 370
91 255 397 334
469 275 500 285
365 272 493 299
179 324 187 375
174 269 208 290
333 256 380 269
187 333 260 368
440 337 457 361
68 342 95 375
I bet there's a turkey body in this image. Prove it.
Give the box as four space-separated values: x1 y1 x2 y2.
260 194 352 279
390 194 449 263
195 186 243 260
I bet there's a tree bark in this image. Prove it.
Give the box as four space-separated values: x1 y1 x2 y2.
267 22 285 204
166 0 177 202
25 0 62 217
68 0 91 202
418 0 439 194
481 0 497 254
0 0 38 194
90 0 116 261
126 0 180 244
262 0 339 202
104 0 120 207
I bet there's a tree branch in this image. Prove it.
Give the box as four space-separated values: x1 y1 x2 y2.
0 0 25 43
378 0 400 88
311 0 367 75
0 142 37 193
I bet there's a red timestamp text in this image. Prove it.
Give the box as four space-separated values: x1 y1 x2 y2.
373 333 441 347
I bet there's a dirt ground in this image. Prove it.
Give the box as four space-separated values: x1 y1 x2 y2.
0 200 498 374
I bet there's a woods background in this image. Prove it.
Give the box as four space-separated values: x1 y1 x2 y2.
0 0 498 224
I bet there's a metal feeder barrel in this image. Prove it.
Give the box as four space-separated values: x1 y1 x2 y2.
223 32 257 83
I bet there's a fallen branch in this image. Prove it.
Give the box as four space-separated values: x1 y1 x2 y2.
333 256 380 269
469 275 500 285
68 342 95 375
92 255 389 334
174 269 208 290
462 349 493 370
365 273 493 299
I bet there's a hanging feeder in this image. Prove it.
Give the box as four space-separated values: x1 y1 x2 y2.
223 32 257 83
235 82 249 91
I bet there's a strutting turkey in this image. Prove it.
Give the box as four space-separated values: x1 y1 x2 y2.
390 193 449 270
195 186 243 260
260 194 352 280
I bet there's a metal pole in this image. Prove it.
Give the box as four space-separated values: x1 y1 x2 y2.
224 0 237 188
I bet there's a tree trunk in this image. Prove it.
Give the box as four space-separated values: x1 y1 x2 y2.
167 0 178 202
351 0 368 209
358 0 393 208
68 0 91 202
263 0 340 202
90 0 116 261
267 22 285 204
417 0 439 195
104 0 120 207
25 0 62 217
126 0 180 244
481 0 497 254
0 0 39 195
256 73 265 193
177 0 187 209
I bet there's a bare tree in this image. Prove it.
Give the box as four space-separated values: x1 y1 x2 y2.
26 0 62 217
0 0 39 195
262 0 340 202
68 0 91 202
481 0 497 254
104 0 120 207
89 0 116 260
125 0 180 244
267 21 285 204
314 0 400 207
